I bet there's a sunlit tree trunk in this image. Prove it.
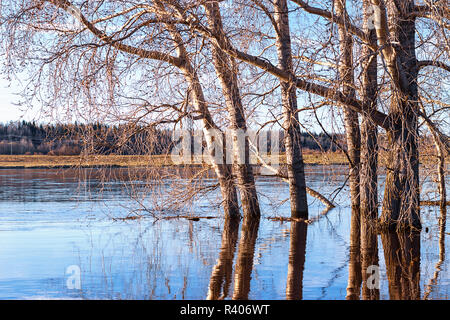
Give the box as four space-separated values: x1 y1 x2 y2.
273 0 308 219
163 15 240 219
334 2 362 300
360 0 379 225
205 2 261 219
286 221 308 299
370 0 421 230
335 0 361 215
360 2 380 301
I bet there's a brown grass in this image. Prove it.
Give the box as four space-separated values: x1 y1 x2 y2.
0 150 441 169
0 154 172 168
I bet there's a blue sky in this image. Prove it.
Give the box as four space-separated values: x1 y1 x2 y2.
0 76 41 123
0 78 21 122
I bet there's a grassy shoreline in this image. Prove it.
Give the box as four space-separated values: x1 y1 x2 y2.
0 151 443 169
0 152 349 169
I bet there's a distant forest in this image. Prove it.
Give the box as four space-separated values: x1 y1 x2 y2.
0 121 343 155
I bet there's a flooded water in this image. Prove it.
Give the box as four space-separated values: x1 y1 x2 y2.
0 167 448 300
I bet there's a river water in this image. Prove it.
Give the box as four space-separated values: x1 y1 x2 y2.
0 167 448 299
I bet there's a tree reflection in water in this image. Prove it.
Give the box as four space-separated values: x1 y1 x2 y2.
424 206 447 299
346 206 362 300
286 221 308 300
232 216 261 300
207 216 240 300
361 214 380 300
206 215 261 300
381 230 421 300
205 206 443 300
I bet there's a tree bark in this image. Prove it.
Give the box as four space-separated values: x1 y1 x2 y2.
205 2 261 219
273 0 309 219
162 13 240 219
360 4 380 300
370 0 421 230
334 3 363 300
360 0 379 226
335 0 361 213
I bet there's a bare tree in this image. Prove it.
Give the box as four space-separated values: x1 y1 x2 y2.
273 0 309 219
204 1 261 218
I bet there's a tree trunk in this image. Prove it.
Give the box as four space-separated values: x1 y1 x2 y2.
205 2 261 219
360 4 380 300
334 3 363 300
374 0 421 230
335 0 361 214
163 19 240 219
360 0 379 226
360 218 380 300
273 0 309 219
185 71 240 220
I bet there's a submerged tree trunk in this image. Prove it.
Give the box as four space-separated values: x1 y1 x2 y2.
205 2 261 219
335 2 362 300
286 221 308 299
360 219 380 300
359 3 380 301
273 0 308 219
184 68 240 219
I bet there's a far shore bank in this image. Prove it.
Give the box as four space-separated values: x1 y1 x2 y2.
0 152 443 169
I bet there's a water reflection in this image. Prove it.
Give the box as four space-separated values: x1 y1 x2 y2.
423 206 447 300
0 168 448 299
232 216 260 300
381 231 421 300
286 221 308 300
207 216 240 300
346 207 362 300
360 217 379 300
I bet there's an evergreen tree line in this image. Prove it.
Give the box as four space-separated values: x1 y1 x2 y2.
0 121 344 155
